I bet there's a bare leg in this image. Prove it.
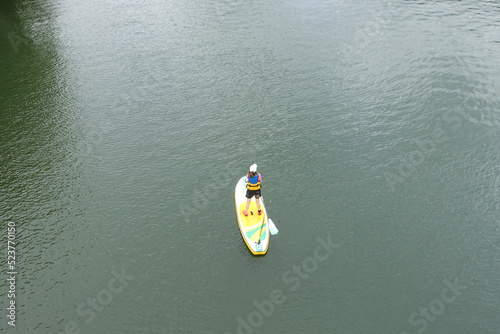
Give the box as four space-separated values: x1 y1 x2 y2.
255 196 261 212
244 198 251 214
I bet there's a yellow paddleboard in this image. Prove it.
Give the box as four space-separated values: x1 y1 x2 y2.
234 176 270 255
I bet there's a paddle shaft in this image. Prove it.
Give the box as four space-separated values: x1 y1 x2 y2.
256 196 266 244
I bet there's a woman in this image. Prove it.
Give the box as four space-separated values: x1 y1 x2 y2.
243 163 262 216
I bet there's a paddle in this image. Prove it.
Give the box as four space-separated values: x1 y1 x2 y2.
268 218 278 235
256 213 266 245
260 196 278 235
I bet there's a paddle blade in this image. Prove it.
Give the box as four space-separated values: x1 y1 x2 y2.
269 218 278 235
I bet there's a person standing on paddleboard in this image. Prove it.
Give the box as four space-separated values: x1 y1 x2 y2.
243 164 262 217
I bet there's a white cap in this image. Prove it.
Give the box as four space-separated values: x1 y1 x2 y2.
249 164 257 172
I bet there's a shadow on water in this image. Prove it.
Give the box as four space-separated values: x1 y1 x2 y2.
0 0 89 269
1 0 84 219
1 2 95 331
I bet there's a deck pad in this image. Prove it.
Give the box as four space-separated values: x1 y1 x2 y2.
238 202 267 242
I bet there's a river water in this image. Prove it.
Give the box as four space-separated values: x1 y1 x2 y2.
1 0 499 333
